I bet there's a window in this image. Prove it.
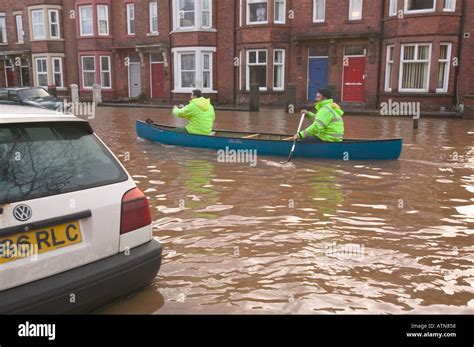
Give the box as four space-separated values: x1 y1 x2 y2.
385 45 395 92
149 2 158 33
202 0 210 27
274 0 286 24
202 52 212 89
180 53 196 88
248 0 268 24
400 44 431 92
100 56 112 88
273 49 285 90
443 0 456 11
437 43 451 93
35 57 48 87
97 5 109 36
20 58 30 86
173 47 215 92
404 0 436 13
81 56 96 88
0 123 127 205
127 3 135 35
16 15 24 43
174 0 212 30
389 0 398 16
52 57 63 87
48 10 60 38
247 49 267 90
32 10 45 39
313 0 325 22
79 6 93 36
349 0 363 20
0 13 7 44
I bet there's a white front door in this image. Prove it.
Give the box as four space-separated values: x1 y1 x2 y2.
128 63 141 98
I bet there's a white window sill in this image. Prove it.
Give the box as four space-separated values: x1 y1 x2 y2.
170 28 216 34
404 9 436 14
147 32 160 36
172 89 218 94
15 42 25 45
399 89 429 93
31 38 64 42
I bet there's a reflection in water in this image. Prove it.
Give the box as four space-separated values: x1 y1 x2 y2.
95 107 474 314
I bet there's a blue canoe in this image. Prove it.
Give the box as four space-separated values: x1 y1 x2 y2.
136 120 402 161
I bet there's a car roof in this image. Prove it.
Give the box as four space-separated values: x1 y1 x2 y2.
0 87 39 91
0 105 88 124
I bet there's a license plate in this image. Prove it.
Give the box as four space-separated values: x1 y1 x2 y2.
0 221 82 265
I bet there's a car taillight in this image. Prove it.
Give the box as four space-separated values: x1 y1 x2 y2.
120 187 152 234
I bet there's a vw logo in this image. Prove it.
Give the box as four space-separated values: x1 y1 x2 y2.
13 205 32 222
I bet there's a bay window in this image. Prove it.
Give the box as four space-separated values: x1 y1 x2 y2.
173 47 216 92
247 0 268 24
81 56 96 88
404 0 436 14
399 44 431 92
0 13 7 44
35 57 48 87
385 45 395 92
100 56 112 89
443 0 456 11
174 0 212 30
48 10 60 39
389 0 397 16
97 5 109 36
52 57 63 87
273 49 285 90
79 6 93 36
32 10 45 39
274 0 286 24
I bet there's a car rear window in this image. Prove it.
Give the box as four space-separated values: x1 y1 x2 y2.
0 122 128 204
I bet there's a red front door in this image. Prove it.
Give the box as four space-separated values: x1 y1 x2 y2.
343 57 365 102
6 68 14 87
151 63 165 99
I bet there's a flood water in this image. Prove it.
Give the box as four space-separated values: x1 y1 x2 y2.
95 106 474 314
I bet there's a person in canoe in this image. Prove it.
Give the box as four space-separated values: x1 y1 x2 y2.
172 89 216 135
292 88 345 142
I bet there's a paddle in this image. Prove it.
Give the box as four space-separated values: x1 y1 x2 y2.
286 112 307 163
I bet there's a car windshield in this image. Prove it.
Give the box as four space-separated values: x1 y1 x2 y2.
18 88 51 101
0 122 127 204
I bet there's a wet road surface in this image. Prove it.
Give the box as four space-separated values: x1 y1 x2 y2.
93 106 474 314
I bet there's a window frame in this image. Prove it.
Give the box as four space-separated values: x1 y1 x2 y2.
149 1 159 34
313 0 326 23
99 55 112 89
0 13 7 44
51 57 64 88
172 47 216 93
31 9 46 40
35 57 48 87
126 3 135 36
348 0 363 21
81 55 96 89
16 15 24 44
385 45 395 92
389 0 397 16
436 43 452 93
274 0 286 24
247 0 269 25
273 49 285 91
97 4 110 36
48 9 60 39
443 0 456 12
246 49 268 91
399 43 432 93
404 0 436 14
79 5 94 37
174 0 213 31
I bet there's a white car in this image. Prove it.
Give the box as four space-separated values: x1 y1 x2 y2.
0 105 162 313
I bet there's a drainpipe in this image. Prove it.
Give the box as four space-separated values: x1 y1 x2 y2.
454 0 467 111
233 0 238 107
375 0 386 109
